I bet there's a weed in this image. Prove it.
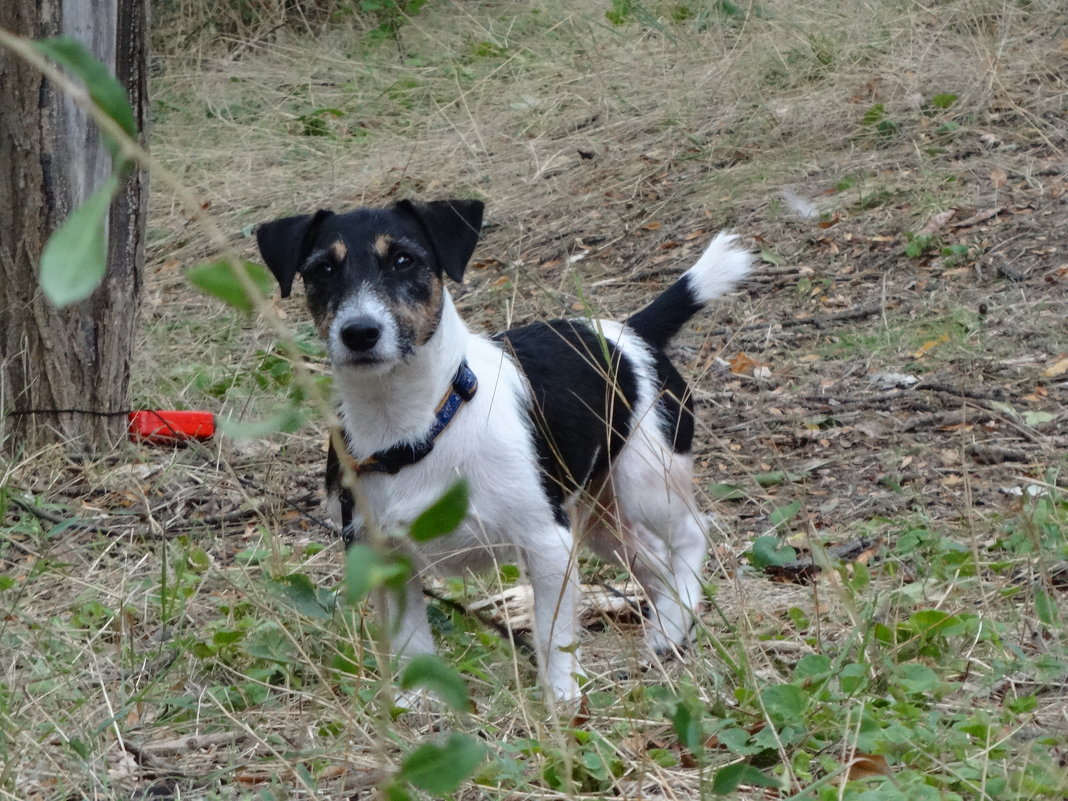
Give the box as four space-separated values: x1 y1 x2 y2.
359 0 429 45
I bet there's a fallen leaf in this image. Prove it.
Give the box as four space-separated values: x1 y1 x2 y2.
918 209 956 235
990 167 1008 188
728 352 768 375
1022 411 1055 426
317 765 347 780
912 333 950 359
1042 357 1068 377
847 753 893 780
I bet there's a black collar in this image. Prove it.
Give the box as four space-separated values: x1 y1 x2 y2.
348 360 478 476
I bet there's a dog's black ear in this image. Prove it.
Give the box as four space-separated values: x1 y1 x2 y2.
395 199 484 283
255 209 334 297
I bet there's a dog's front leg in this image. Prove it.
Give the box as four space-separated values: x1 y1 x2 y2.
385 576 439 710
389 576 435 660
525 528 583 703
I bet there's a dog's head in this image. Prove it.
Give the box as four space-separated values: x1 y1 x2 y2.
256 199 484 370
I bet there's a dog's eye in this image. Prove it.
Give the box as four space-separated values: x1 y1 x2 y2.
391 251 416 270
306 261 334 279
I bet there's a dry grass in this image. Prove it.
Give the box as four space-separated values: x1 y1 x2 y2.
3 0 1068 798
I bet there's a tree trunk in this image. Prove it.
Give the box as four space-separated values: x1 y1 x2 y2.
0 0 147 451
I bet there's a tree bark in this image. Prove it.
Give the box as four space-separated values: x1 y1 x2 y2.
0 0 147 451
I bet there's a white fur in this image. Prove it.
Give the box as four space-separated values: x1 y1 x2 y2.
684 232 752 305
330 234 748 703
328 290 402 372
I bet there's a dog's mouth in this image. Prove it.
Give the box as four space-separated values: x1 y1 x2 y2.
334 353 389 369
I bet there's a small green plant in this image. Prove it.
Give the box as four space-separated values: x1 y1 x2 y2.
606 0 642 25
904 231 938 259
360 0 428 44
862 103 902 138
296 106 344 137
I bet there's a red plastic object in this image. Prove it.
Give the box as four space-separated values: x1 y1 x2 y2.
128 410 215 444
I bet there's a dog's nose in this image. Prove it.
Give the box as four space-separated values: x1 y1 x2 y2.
340 317 381 352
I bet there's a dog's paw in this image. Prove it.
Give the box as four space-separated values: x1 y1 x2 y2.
392 688 440 714
545 664 587 707
644 624 694 661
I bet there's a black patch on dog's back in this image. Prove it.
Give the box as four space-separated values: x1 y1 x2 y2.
497 321 639 517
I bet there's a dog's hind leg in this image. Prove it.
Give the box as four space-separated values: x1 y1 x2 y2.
631 511 706 654
524 525 584 703
614 454 709 655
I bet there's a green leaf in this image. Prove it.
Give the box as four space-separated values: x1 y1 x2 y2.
409 480 469 542
716 727 762 756
749 535 796 568
244 623 298 665
218 404 305 439
708 482 745 501
895 662 941 695
187 259 275 313
839 662 870 694
212 629 244 646
39 176 118 307
794 653 832 681
1035 589 1060 626
768 500 802 530
760 684 806 724
344 544 410 604
753 469 808 486
397 733 485 794
67 738 91 759
862 103 885 125
712 762 779 794
33 37 137 160
930 93 958 109
270 573 335 620
760 249 784 266
907 609 972 639
671 698 704 755
399 654 471 712
1022 410 1055 426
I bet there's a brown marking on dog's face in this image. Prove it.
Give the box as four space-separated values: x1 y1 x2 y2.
311 304 334 339
373 234 392 258
391 272 444 349
330 239 347 262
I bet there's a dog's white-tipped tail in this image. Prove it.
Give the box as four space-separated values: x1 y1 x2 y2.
625 231 752 350
682 231 753 304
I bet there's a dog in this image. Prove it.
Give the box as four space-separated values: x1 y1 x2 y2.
256 199 751 702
